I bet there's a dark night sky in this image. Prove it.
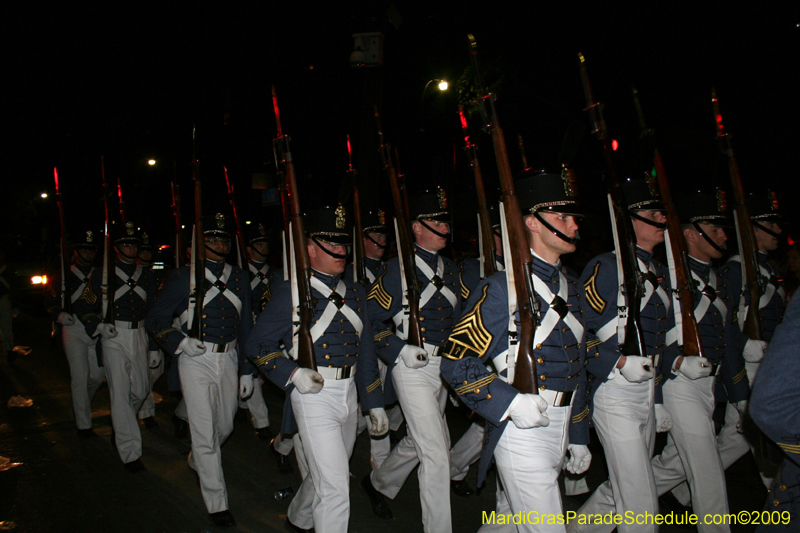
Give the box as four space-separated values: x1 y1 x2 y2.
6 2 799 260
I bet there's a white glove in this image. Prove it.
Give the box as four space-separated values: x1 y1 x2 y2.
398 344 429 369
239 374 254 399
743 339 768 363
679 356 712 380
57 312 76 326
620 356 654 383
290 367 324 394
507 393 550 429
734 400 748 433
177 336 206 356
655 404 673 433
95 323 118 339
369 408 389 438
565 444 592 474
148 350 162 369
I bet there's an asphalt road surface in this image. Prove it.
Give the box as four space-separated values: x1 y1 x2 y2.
0 313 767 532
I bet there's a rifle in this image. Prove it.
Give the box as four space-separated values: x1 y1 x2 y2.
375 106 423 348
579 53 646 359
633 87 704 358
224 166 247 269
459 105 496 279
189 126 206 339
54 167 69 315
712 89 762 341
100 156 115 325
170 174 184 268
117 177 127 223
273 86 317 371
517 134 531 172
348 135 369 286
468 34 538 393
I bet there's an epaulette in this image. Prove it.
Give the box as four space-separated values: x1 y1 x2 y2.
367 265 392 310
584 262 606 314
442 284 492 360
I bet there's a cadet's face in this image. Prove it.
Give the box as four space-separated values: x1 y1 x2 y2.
115 244 138 263
75 248 96 265
364 232 387 260
529 213 579 261
632 210 666 251
249 241 269 260
413 219 450 252
754 221 781 252
138 250 153 262
308 240 347 275
205 236 231 261
694 223 727 260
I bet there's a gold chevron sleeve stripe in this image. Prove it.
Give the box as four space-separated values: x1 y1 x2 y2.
655 374 663 386
586 338 602 348
778 443 800 454
459 266 470 300
154 328 176 339
584 262 606 314
732 368 747 385
367 267 392 310
374 330 392 342
572 406 589 423
254 352 284 367
442 284 492 361
365 378 382 394
78 283 97 305
454 374 497 396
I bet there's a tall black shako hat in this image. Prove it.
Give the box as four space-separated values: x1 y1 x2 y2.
139 231 155 252
409 187 451 238
362 208 389 234
516 167 583 244
749 188 782 238
112 220 141 245
71 229 99 251
203 213 231 240
676 189 731 254
621 174 666 230
246 222 269 245
306 205 351 261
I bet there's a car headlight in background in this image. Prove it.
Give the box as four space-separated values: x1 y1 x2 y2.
31 275 48 285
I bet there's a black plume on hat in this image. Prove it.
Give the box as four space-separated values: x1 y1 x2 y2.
305 205 351 246
409 187 451 222
516 167 584 217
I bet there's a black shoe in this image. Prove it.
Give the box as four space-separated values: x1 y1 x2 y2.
361 474 393 520
124 459 146 473
256 426 273 441
659 493 694 530
77 428 95 439
235 408 249 422
271 442 294 475
451 479 474 497
142 416 158 429
389 430 401 447
173 415 189 439
208 510 236 527
284 518 314 533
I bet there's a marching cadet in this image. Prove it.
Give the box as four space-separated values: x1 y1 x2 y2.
145 213 256 527
362 188 461 532
45 230 105 437
136 232 164 429
247 205 386 533
749 292 800 531
72 221 157 473
569 177 673 533
346 207 390 285
649 191 746 531
238 222 278 441
441 170 591 532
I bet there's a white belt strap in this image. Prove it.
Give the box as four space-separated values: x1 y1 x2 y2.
70 265 95 304
728 255 784 328
499 202 519 385
114 265 147 301
204 263 242 315
530 272 585 347
414 255 458 310
309 277 363 343
249 263 269 290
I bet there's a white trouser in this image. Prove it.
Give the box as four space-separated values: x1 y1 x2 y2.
175 397 188 421
63 320 105 430
568 376 657 533
479 485 516 533
139 349 164 419
288 377 358 533
274 430 295 455
372 355 452 533
0 295 13 352
651 374 730 532
493 405 572 533
450 421 484 481
357 359 392 470
238 373 270 429
102 327 149 464
180 348 239 514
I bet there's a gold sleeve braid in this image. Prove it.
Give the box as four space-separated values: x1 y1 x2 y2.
731 368 747 385
584 262 606 314
374 330 392 342
254 352 284 367
442 284 492 361
454 374 497 395
572 406 589 424
459 263 470 300
367 266 392 310
778 442 800 455
365 378 382 393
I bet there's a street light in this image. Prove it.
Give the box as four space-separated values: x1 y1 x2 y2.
438 80 448 91
40 193 48 198
147 159 156 166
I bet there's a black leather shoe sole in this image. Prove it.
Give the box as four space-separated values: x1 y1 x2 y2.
124 459 145 473
142 416 158 429
256 426 273 441
77 428 95 439
361 474 393 520
451 479 474 497
284 518 314 533
208 510 236 527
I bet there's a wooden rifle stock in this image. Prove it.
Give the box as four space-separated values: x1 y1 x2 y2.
116 177 127 223
468 34 538 393
633 88 704 358
375 106 423 348
579 53 646 358
223 166 247 269
712 89 762 341
170 178 184 268
54 167 70 314
273 86 317 370
100 156 116 325
347 135 369 286
459 106 496 279
190 127 206 339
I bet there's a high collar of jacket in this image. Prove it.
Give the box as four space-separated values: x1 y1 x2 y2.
688 255 711 280
636 246 654 267
414 244 439 268
310 269 341 288
116 260 137 274
249 259 267 269
365 256 382 269
530 251 561 282
206 259 226 276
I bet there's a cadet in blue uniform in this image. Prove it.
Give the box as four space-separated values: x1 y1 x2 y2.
136 232 164 429
72 221 156 473
247 205 386 533
362 188 461 532
749 293 800 531
569 177 673 533
45 230 105 437
145 213 255 527
649 191 746 531
441 170 591 532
